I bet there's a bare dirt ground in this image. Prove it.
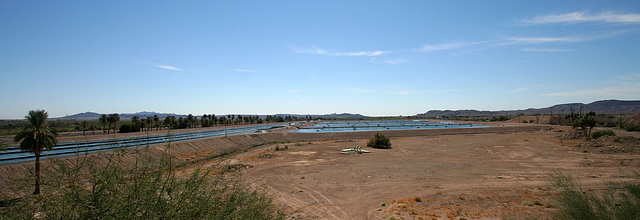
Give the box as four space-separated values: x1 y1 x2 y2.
213 127 640 219
3 122 639 219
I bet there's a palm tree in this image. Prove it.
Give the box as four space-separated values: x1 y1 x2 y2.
100 114 108 134
187 114 194 128
89 124 96 135
131 115 140 131
80 121 88 135
107 114 120 134
13 110 58 195
146 117 153 131
153 115 160 131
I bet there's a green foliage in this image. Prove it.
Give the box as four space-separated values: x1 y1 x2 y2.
118 123 136 133
490 115 511 121
13 110 58 195
367 133 392 149
549 171 640 220
623 123 640 132
570 112 597 139
0 147 289 219
592 130 616 139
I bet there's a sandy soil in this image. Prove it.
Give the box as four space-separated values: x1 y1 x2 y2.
215 128 640 219
3 123 639 219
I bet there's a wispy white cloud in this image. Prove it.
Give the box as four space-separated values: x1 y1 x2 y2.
506 37 579 44
288 44 385 57
333 51 385 56
498 30 632 47
521 11 640 25
383 59 409 65
543 74 640 98
341 87 372 93
387 90 411 95
508 85 544 93
421 87 490 93
232 69 256 73
542 87 640 97
288 45 327 55
369 58 409 65
381 86 414 95
151 63 183 71
417 41 489 52
523 48 571 52
616 72 640 81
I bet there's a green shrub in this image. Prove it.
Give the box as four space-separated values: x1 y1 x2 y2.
592 130 616 139
367 133 392 149
549 170 640 220
0 147 289 219
118 123 140 133
624 123 640 132
118 123 133 133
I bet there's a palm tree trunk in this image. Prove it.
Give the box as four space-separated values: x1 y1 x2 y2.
33 153 41 195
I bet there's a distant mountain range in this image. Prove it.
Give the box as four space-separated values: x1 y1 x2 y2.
56 100 639 120
59 112 365 120
59 112 188 120
418 100 640 117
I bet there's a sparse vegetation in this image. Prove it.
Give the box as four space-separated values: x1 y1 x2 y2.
592 130 616 139
0 146 289 219
570 111 597 139
118 123 134 133
367 133 392 149
549 170 640 220
623 123 640 132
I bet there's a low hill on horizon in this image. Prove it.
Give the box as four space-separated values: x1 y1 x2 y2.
58 111 188 120
53 100 640 120
418 100 640 117
58 112 366 120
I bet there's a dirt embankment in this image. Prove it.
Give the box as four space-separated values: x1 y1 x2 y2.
232 127 640 219
0 126 546 192
5 124 639 219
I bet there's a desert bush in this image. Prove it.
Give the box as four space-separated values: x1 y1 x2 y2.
623 123 640 132
603 122 617 127
367 133 392 149
592 130 616 139
490 115 510 121
386 215 401 220
118 123 133 133
0 147 289 219
274 145 288 151
549 170 640 220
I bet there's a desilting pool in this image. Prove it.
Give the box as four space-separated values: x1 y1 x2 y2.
289 120 490 133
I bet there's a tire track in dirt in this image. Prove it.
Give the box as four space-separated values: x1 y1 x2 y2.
297 185 347 219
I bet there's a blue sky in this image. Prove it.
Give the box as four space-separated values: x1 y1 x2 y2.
1 1 639 119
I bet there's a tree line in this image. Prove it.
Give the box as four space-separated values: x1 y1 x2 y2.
118 114 310 134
